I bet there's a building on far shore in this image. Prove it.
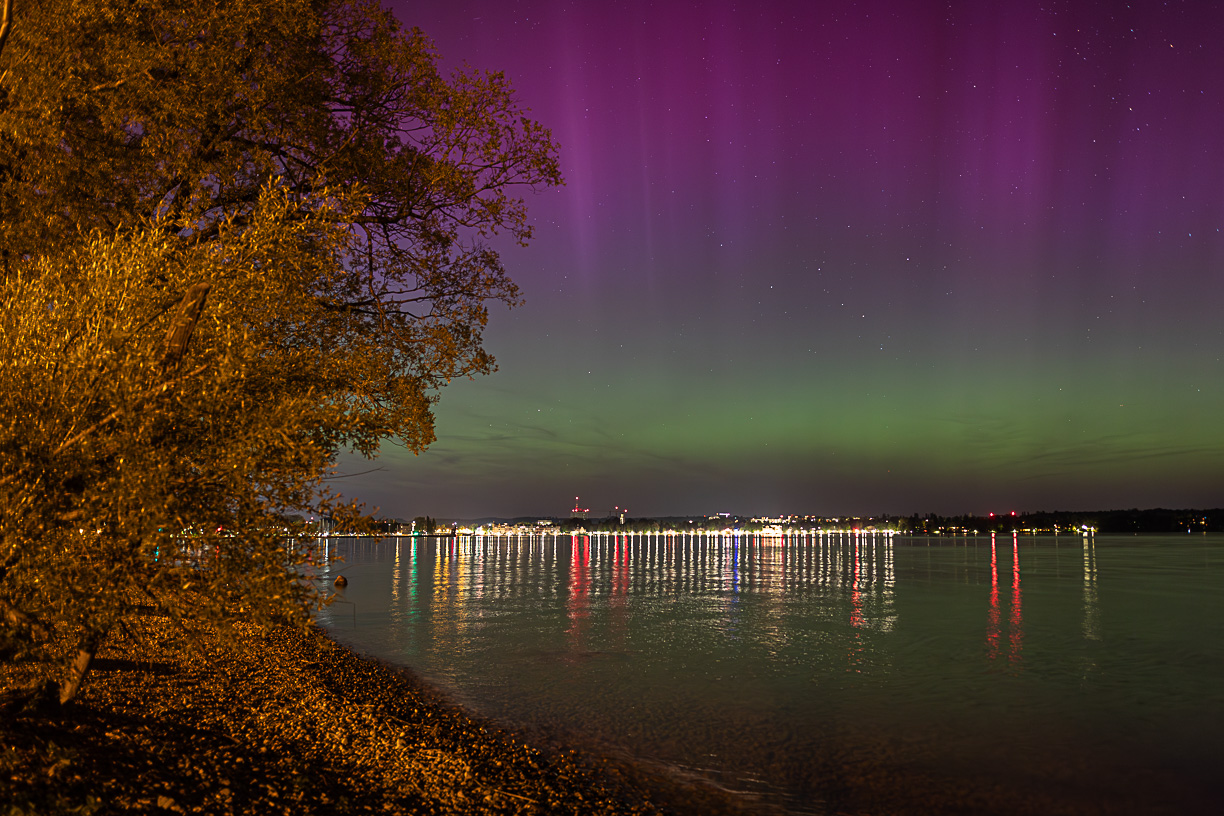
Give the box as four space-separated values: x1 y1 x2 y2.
570 496 589 520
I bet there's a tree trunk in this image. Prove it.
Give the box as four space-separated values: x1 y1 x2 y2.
160 283 211 374
58 629 107 706
54 283 209 707
0 0 14 60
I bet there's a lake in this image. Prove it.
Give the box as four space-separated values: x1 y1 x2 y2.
315 532 1223 814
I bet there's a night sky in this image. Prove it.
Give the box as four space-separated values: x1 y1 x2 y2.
337 0 1224 520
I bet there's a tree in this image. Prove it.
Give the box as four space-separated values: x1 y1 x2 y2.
0 0 561 704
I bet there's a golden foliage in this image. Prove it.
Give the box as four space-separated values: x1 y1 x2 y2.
0 0 561 701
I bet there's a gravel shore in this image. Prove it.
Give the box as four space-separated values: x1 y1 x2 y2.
1 617 752 815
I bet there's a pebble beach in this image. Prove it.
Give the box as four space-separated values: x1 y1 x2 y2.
1 617 752 815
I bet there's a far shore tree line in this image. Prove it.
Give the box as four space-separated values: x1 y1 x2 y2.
897 507 1223 535
0 0 560 708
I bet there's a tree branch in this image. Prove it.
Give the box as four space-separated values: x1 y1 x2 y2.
0 362 209 493
0 597 51 642
161 283 211 374
0 0 13 61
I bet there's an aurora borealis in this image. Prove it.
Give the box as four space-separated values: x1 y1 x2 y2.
341 0 1224 520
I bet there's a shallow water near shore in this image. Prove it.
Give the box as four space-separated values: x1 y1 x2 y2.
315 533 1224 814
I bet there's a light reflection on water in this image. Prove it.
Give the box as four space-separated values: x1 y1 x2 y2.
317 533 1224 814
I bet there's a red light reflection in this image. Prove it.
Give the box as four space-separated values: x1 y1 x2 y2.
985 532 1023 671
987 534 1000 660
1010 532 1023 670
567 535 591 647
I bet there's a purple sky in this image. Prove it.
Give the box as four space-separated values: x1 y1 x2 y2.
337 0 1224 520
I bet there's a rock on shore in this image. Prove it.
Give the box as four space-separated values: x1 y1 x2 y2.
1 618 752 815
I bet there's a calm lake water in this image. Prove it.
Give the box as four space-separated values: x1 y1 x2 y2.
315 533 1224 815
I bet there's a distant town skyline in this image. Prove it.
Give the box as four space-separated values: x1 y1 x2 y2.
353 507 1222 539
336 0 1224 520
